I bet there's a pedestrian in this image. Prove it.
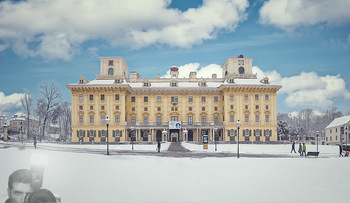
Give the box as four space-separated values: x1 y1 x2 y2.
6 169 34 203
302 142 307 156
291 141 296 153
339 144 343 157
157 141 161 153
33 135 37 149
298 143 302 156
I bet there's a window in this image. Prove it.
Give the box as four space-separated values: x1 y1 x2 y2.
157 116 161 125
144 96 148 102
108 68 114 75
201 96 206 102
230 94 234 100
90 106 93 110
171 116 178 121
256 115 259 122
202 107 205 111
239 67 245 74
265 115 269 122
171 96 178 103
255 94 259 100
188 96 193 102
90 94 93 100
131 97 135 102
101 115 106 123
245 105 248 109
230 105 233 109
188 116 193 125
244 94 248 100
79 94 83 101
265 94 269 100
115 115 120 123
238 60 244 65
266 105 269 110
79 115 83 123
189 107 192 111
79 106 83 110
131 117 136 124
143 82 149 87
157 107 161 111
330 129 332 133
144 116 148 124
214 116 218 123
201 116 206 123
132 107 135 111
256 105 259 109
108 60 114 66
116 106 119 110
171 82 177 87
214 96 218 102
200 82 206 86
245 114 249 122
157 96 161 102
230 115 234 122
214 107 218 111
144 107 148 111
256 130 260 136
115 94 120 100
101 106 105 110
90 115 94 123
101 94 105 100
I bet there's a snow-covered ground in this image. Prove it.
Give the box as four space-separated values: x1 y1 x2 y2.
0 141 349 203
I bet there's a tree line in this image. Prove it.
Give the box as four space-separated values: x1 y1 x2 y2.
21 81 71 141
277 107 349 140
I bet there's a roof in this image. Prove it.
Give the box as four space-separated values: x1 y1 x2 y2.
325 116 350 129
68 78 281 88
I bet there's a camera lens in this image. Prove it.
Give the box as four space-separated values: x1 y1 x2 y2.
25 189 57 203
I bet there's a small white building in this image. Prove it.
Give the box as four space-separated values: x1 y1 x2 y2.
325 116 350 144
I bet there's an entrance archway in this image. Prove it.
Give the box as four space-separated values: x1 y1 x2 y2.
156 130 162 141
170 129 179 142
188 130 193 141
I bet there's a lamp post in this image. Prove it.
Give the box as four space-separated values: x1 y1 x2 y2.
130 127 134 150
20 121 23 143
106 116 110 155
214 126 218 151
316 130 319 152
236 119 241 158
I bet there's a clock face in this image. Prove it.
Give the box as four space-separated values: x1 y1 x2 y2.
238 60 244 65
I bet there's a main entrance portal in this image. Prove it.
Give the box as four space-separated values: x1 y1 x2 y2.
170 129 179 142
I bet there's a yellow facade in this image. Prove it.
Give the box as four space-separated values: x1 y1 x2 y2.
66 54 281 143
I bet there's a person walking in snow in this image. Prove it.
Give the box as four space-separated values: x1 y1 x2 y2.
157 141 161 153
298 143 302 156
339 144 343 157
291 141 296 153
33 135 37 149
302 142 307 156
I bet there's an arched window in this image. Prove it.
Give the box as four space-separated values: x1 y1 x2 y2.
108 68 114 75
239 67 245 74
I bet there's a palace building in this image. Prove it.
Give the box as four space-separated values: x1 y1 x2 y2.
66 54 282 143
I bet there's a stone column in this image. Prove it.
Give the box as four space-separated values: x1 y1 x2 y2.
3 125 8 141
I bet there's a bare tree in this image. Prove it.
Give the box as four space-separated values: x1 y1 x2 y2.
38 81 62 141
21 90 34 140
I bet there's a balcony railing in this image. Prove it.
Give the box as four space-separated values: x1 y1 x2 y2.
125 121 224 128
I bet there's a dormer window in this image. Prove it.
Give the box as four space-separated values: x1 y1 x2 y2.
239 67 245 74
114 77 123 84
260 77 270 84
227 77 235 84
78 76 88 84
108 60 114 66
199 79 207 87
142 79 151 87
170 80 178 87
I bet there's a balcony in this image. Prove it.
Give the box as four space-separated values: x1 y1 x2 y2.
125 121 224 128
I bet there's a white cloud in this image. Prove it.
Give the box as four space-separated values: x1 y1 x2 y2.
0 0 249 60
253 66 350 109
162 63 222 78
259 0 350 30
0 92 24 113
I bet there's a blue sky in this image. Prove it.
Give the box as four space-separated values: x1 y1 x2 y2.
0 0 350 117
